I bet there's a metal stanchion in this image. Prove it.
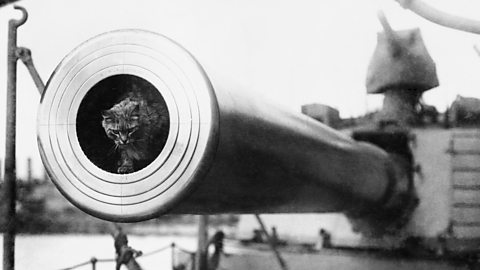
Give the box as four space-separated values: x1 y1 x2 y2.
3 6 27 270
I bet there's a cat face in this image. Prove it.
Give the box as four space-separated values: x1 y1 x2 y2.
102 98 141 148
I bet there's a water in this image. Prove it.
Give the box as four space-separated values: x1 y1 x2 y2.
0 234 197 270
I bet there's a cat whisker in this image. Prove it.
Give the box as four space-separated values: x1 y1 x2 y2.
107 144 119 156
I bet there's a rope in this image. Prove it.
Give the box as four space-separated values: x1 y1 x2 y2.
175 246 195 255
57 260 92 270
172 244 196 270
58 237 285 270
96 258 115 263
138 243 172 257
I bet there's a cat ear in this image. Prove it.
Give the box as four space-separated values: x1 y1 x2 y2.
102 110 112 119
132 103 140 113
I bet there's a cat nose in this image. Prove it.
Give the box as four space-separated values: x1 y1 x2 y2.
119 135 129 144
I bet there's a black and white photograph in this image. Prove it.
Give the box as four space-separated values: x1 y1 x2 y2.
0 0 480 269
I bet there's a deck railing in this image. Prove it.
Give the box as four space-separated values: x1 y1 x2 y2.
57 242 195 270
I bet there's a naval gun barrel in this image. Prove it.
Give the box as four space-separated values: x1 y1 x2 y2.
37 30 414 223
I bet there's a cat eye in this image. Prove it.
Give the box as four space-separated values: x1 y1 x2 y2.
111 130 120 135
128 127 138 134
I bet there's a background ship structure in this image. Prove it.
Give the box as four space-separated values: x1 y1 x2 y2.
3 1 480 270
229 12 480 270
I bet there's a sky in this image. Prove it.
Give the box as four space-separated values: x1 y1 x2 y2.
0 0 480 178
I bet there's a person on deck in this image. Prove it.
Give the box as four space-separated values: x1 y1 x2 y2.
113 225 128 258
111 224 143 270
315 228 332 250
208 230 229 270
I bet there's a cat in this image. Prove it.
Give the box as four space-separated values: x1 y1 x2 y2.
101 89 169 174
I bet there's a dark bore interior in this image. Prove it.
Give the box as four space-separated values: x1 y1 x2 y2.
77 74 170 174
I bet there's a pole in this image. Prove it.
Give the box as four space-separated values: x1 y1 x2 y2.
376 10 402 56
195 215 209 270
395 0 480 35
3 6 27 270
90 257 97 270
26 157 32 182
474 45 480 58
16 47 45 94
254 214 289 270
171 242 176 270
